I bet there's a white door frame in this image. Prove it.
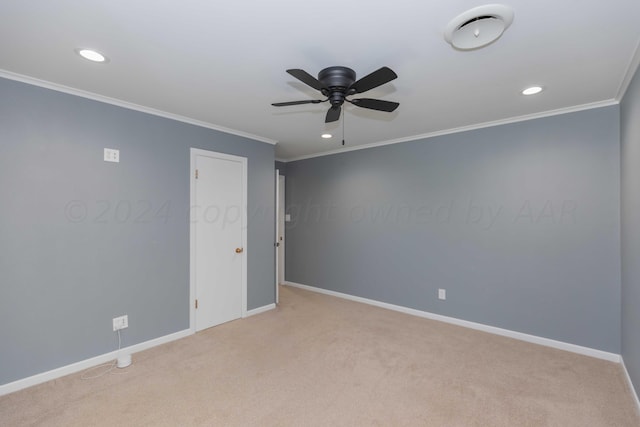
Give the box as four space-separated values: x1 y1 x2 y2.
277 174 285 285
189 148 248 332
275 169 280 304
274 171 286 303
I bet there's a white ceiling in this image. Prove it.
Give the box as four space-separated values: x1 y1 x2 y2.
1 1 640 160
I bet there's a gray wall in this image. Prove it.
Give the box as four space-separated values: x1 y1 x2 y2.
0 77 275 385
621 64 640 396
286 106 621 353
275 161 287 175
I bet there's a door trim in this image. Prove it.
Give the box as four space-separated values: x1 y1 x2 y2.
189 148 248 333
275 169 280 304
277 174 285 285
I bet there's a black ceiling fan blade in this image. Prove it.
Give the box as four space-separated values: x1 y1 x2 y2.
325 106 341 123
350 67 398 94
286 69 327 91
349 98 399 112
272 99 324 107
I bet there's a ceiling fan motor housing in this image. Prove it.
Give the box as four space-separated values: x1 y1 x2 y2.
318 66 356 106
272 65 399 123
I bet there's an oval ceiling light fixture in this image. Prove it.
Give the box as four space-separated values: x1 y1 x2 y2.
444 4 514 50
75 48 109 63
522 86 543 95
321 133 333 139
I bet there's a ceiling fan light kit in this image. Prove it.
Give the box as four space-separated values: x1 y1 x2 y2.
444 4 514 50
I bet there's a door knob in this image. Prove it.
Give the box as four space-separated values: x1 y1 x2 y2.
235 247 244 253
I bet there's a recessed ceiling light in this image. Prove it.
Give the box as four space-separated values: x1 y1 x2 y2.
321 133 332 139
75 48 108 63
522 86 543 96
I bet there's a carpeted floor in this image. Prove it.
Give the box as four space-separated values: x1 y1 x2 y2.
1 285 639 426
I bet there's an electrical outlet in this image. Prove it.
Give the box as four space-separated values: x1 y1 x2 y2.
438 289 446 300
112 315 128 331
104 148 120 163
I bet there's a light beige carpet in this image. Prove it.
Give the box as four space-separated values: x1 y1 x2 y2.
1 285 639 426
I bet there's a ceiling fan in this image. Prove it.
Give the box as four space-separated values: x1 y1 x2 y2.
272 66 399 123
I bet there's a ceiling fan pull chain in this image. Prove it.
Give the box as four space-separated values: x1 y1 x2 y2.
342 107 346 146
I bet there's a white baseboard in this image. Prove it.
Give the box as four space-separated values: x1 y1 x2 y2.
283 281 621 363
246 303 276 317
622 358 640 413
0 329 193 397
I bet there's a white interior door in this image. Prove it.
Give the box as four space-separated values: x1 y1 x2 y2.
190 148 247 331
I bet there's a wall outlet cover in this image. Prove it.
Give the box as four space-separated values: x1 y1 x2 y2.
112 315 128 331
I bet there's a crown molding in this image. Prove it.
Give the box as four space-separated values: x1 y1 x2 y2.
283 99 618 162
0 69 277 145
616 37 640 102
2 68 623 160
